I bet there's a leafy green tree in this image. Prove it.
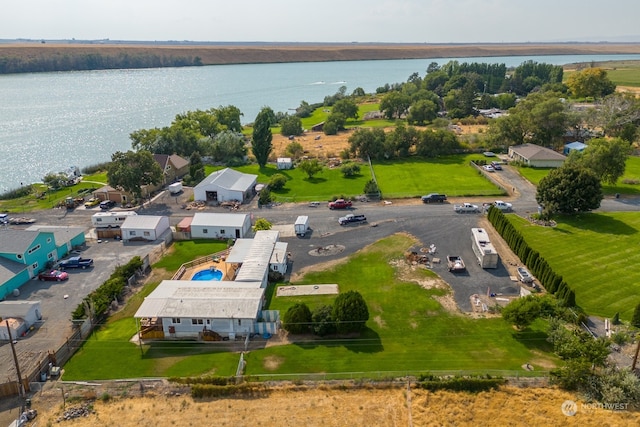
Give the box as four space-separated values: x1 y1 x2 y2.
174 109 222 138
364 179 380 198
282 303 312 334
284 141 304 159
612 312 620 325
188 151 205 185
566 68 616 99
259 106 278 126
107 150 163 201
130 127 163 152
42 172 70 190
295 101 314 118
332 98 359 120
332 290 369 333
340 163 361 177
501 295 541 329
298 159 323 179
212 105 243 133
632 302 640 328
268 173 288 190
211 131 247 165
311 305 336 336
348 128 387 160
252 217 272 231
324 112 347 135
257 188 271 206
536 163 603 215
280 115 303 136
443 80 476 119
568 137 630 185
407 99 438 125
380 91 411 119
252 108 274 167
351 87 365 97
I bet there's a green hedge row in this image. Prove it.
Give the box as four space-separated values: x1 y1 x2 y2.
72 256 144 320
487 207 575 307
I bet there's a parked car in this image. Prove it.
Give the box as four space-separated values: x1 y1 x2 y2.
84 197 100 207
58 256 94 270
491 161 503 170
328 199 352 210
421 193 447 203
99 200 116 210
482 165 495 172
38 269 69 281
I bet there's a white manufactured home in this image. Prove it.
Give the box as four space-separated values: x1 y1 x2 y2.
471 227 499 269
91 211 138 228
120 215 171 242
190 212 252 240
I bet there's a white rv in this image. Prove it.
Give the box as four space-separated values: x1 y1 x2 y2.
471 227 499 269
294 216 309 236
91 211 138 228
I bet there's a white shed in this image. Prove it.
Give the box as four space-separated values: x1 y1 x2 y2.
120 215 170 242
190 213 252 240
0 301 42 339
193 168 258 204
276 157 293 170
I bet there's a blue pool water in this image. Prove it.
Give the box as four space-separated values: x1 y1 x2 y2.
192 268 223 281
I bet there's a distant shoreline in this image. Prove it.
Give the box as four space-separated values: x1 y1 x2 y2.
2 42 640 74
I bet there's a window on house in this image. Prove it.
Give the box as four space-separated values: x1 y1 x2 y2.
206 319 210 324
171 318 181 324
143 231 150 236
237 319 241 325
47 238 52 243
191 319 204 325
28 244 41 254
47 253 53 259
32 262 39 270
129 231 136 236
220 229 225 234
203 229 208 234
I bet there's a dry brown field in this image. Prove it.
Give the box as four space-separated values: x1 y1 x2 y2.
2 42 640 66
24 383 640 426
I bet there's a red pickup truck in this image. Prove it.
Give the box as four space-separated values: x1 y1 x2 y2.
328 199 352 210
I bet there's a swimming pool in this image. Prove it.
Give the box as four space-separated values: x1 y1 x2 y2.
191 268 223 281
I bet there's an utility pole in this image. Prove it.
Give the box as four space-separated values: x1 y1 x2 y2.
632 338 640 372
6 320 24 397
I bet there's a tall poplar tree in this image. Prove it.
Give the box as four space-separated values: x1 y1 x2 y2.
252 108 273 167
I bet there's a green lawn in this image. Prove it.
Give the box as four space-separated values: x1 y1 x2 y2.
607 67 640 87
517 156 640 195
208 154 505 202
509 212 640 320
62 234 556 380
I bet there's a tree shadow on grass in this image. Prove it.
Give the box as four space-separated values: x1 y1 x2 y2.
511 328 554 353
558 213 638 236
292 326 383 354
304 177 327 184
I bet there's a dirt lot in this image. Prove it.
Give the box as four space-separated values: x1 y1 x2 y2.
21 382 640 426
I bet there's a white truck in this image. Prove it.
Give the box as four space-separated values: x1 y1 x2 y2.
168 182 183 195
453 202 479 213
294 215 310 237
493 200 513 212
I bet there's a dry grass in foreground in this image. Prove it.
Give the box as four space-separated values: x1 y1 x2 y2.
31 384 640 426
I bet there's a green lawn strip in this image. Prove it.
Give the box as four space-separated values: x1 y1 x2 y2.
62 318 239 380
152 240 229 272
372 155 505 198
509 212 640 319
607 67 640 87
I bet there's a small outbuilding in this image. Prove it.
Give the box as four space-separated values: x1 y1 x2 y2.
563 141 588 155
120 215 171 243
190 212 252 240
276 157 293 170
0 301 42 339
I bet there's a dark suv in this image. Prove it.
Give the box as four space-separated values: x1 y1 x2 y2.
421 193 447 203
99 200 116 210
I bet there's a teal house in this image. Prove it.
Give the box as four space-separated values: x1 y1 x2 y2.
0 227 85 300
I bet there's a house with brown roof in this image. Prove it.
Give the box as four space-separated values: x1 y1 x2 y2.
153 154 190 185
508 143 566 168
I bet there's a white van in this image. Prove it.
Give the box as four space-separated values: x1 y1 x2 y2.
0 213 7 224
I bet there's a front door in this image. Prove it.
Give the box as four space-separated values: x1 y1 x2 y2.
235 229 241 238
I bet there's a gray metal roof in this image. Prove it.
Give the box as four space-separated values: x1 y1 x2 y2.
0 256 27 284
134 280 264 319
194 168 257 192
121 215 167 229
191 212 249 228
271 241 288 265
234 230 278 282
226 238 253 263
25 225 85 246
0 300 41 318
0 229 40 254
510 144 566 161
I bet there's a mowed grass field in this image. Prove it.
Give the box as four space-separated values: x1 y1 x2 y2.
510 212 640 319
209 154 504 202
62 234 556 380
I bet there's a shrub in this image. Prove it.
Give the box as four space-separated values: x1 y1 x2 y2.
282 303 312 334
340 163 361 177
269 174 288 190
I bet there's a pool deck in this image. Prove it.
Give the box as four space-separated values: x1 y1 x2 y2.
182 260 237 282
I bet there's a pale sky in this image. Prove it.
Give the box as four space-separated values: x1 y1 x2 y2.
2 0 638 43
